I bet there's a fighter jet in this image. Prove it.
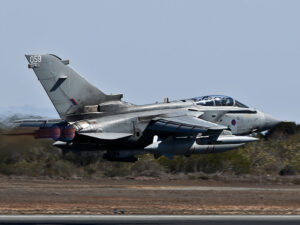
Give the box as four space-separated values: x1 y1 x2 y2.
16 54 280 162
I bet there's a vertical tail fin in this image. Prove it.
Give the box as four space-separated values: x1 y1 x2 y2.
25 54 122 119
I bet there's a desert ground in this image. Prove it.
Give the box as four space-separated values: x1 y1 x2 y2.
0 177 299 215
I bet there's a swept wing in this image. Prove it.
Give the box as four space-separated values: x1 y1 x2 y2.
148 114 227 138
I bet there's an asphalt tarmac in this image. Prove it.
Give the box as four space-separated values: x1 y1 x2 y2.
0 215 300 225
126 186 300 192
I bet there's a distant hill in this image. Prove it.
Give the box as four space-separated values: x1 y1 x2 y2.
0 106 58 120
0 106 58 128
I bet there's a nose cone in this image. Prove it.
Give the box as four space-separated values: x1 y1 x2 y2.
261 113 281 130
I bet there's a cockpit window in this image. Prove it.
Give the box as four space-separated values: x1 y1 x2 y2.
234 100 248 108
214 97 222 106
193 96 214 106
189 95 248 108
222 97 234 106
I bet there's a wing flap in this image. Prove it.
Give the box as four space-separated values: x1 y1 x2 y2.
79 132 133 140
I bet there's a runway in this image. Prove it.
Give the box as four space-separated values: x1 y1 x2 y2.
127 185 300 192
1 178 299 215
0 215 300 225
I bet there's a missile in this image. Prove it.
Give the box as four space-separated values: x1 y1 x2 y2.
145 135 257 155
216 135 258 144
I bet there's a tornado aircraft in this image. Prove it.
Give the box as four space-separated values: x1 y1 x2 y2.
16 54 280 162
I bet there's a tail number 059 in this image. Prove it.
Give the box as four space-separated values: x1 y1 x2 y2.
29 55 42 64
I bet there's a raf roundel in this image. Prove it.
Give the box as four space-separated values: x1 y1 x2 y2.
231 119 236 126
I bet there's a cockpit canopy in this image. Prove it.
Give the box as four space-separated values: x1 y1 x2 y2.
190 95 248 108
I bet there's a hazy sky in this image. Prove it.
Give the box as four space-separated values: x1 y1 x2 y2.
0 0 299 122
